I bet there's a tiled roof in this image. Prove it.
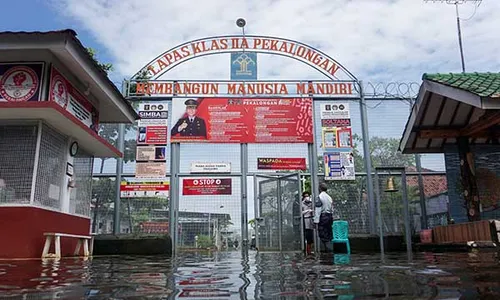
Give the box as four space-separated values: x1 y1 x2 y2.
423 72 500 98
406 167 448 198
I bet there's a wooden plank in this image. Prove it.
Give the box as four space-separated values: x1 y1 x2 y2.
41 236 52 259
55 236 61 259
44 232 91 239
461 111 500 137
419 129 460 139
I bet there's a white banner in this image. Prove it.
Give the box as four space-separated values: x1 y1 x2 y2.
320 102 350 120
137 102 168 127
190 162 231 173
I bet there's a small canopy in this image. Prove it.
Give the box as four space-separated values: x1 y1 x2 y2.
0 30 139 157
399 72 500 154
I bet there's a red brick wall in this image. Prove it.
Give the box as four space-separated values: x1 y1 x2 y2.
0 206 90 259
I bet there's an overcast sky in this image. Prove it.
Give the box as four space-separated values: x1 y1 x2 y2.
45 0 498 232
51 0 499 85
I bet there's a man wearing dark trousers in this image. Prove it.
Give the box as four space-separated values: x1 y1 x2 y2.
314 183 334 253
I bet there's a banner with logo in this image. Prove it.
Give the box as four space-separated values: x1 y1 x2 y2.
230 52 257 80
324 151 355 181
0 62 44 103
49 67 99 133
120 181 170 198
171 97 312 143
257 158 306 170
136 102 169 178
182 178 232 195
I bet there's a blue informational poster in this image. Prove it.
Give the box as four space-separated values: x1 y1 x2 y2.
324 151 355 180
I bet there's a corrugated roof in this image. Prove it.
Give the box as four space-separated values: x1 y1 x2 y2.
423 72 500 98
0 29 138 120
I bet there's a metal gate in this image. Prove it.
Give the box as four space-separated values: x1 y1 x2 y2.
253 173 303 252
176 174 242 252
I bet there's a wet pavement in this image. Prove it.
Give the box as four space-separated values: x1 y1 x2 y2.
0 251 499 299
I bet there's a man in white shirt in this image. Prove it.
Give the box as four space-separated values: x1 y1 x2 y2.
314 183 334 252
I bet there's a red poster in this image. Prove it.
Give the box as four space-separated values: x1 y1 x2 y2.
137 126 168 145
257 158 306 170
171 98 312 143
182 178 232 195
337 127 353 148
49 67 99 133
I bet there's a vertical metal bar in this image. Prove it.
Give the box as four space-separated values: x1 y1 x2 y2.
456 3 466 73
298 174 304 252
253 174 259 250
359 80 376 234
114 81 127 235
241 143 249 251
169 142 180 256
309 92 320 254
308 143 319 254
374 169 385 260
277 177 283 252
415 154 428 229
401 170 413 260
29 121 43 204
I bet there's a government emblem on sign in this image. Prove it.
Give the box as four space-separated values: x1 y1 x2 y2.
50 75 69 108
0 66 39 102
230 52 257 80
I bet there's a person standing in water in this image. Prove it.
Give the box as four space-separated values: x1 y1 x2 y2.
314 183 334 252
301 191 314 256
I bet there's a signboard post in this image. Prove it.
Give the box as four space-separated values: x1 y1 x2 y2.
320 102 355 181
136 102 168 178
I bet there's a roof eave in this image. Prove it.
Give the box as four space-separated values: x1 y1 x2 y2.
0 30 139 122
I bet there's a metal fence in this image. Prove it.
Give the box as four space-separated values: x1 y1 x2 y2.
91 99 450 246
0 123 93 218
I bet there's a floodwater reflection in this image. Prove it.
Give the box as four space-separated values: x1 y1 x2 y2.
0 251 499 299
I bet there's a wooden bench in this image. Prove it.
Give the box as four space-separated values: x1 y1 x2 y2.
42 233 94 259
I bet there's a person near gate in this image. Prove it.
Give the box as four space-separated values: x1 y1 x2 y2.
314 183 334 252
171 98 207 138
301 191 314 256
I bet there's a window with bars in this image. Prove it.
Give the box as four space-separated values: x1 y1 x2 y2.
0 124 38 204
70 149 94 217
34 124 67 210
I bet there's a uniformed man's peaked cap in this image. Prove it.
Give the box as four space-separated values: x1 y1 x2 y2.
184 99 198 107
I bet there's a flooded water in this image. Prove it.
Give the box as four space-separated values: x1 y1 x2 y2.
0 251 499 299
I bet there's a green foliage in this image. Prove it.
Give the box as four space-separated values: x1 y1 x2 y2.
368 136 415 168
128 69 152 95
197 235 214 248
86 47 113 74
316 135 417 232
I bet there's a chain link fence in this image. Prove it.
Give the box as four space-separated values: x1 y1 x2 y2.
91 99 451 244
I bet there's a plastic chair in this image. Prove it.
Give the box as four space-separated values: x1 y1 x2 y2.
332 220 351 254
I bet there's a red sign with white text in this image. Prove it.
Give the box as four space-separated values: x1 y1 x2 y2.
171 98 312 143
257 158 306 170
182 178 232 195
49 67 99 133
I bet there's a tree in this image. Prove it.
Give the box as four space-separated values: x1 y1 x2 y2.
86 48 113 74
316 134 417 233
84 48 143 173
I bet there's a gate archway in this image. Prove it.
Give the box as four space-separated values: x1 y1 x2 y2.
121 33 376 255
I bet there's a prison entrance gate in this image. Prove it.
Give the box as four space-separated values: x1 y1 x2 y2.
254 174 303 252
123 33 378 256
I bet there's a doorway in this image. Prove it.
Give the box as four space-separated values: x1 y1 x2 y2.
253 173 303 252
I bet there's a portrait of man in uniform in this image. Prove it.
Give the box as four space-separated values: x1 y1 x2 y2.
171 98 207 138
